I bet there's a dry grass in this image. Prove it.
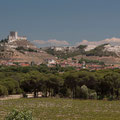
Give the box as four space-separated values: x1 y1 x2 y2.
0 98 120 120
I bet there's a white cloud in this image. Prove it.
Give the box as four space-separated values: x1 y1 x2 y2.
76 37 120 46
32 39 69 47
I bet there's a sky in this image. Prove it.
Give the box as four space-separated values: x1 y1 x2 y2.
0 0 120 47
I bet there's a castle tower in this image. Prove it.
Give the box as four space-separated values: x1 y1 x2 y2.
8 31 27 42
10 31 18 39
15 32 18 39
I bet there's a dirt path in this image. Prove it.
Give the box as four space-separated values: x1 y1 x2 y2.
0 95 22 100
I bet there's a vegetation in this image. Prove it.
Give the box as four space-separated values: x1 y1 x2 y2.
5 109 32 120
0 85 8 96
77 45 87 50
0 38 8 43
1 98 120 120
16 47 37 53
45 45 86 59
85 44 117 57
0 65 120 119
45 44 117 59
0 65 120 100
79 58 105 65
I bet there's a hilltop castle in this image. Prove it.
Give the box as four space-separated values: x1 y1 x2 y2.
7 31 27 42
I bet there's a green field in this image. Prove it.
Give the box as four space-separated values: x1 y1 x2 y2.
0 98 120 120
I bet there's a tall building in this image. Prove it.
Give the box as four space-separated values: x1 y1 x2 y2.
8 31 27 42
9 31 18 39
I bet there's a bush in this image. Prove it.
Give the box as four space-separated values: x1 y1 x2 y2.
79 85 89 99
88 89 97 99
59 88 72 98
16 88 23 94
107 95 116 101
22 92 28 98
75 86 81 98
5 109 33 120
0 85 8 96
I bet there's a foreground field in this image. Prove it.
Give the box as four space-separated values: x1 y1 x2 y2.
0 98 120 120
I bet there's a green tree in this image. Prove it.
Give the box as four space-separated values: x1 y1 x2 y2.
1 78 19 94
21 71 45 97
64 72 78 98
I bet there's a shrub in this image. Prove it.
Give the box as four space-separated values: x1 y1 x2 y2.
80 85 89 99
88 89 97 99
107 95 116 101
0 85 8 96
4 109 33 120
75 86 81 98
22 92 28 98
59 88 72 98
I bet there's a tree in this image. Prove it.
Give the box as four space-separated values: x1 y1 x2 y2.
103 72 120 99
64 72 78 98
21 71 45 98
1 78 19 94
45 74 63 97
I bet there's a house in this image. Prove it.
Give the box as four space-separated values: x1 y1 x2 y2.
19 63 30 67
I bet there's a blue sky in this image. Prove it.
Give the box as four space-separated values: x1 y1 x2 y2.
0 0 120 46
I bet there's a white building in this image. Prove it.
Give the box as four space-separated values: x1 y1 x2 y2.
47 59 56 64
7 31 27 42
54 47 63 51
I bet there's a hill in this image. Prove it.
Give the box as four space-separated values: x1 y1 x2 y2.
85 44 117 57
43 44 118 59
44 45 87 59
0 38 55 64
42 44 120 65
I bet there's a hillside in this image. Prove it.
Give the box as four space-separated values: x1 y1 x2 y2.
44 45 87 59
85 44 117 57
42 44 120 65
0 39 55 64
74 55 120 65
44 44 118 59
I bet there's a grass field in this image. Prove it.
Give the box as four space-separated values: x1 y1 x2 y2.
0 98 120 120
